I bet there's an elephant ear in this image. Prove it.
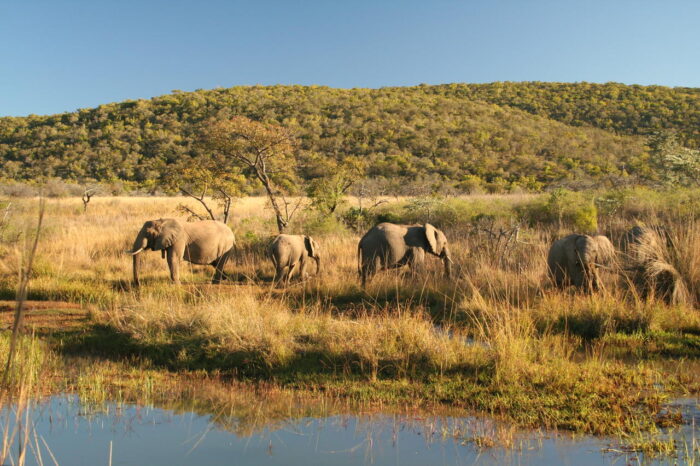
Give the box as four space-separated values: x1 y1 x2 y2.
573 235 591 263
154 219 183 250
304 236 317 258
424 224 439 255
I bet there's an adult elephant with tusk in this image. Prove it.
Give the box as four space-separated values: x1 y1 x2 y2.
547 233 615 291
358 222 452 287
127 218 236 286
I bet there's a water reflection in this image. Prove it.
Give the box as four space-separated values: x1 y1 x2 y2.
2 394 698 466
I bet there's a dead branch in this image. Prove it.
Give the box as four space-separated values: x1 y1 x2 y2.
179 186 216 221
177 203 208 221
81 187 98 213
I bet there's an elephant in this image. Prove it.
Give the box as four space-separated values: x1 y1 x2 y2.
547 233 615 290
268 234 321 287
358 222 452 286
621 225 686 304
126 218 236 286
621 225 672 262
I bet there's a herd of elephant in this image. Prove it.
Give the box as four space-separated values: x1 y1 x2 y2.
126 217 648 291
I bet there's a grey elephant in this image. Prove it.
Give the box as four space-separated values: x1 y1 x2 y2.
358 222 452 286
621 225 686 304
547 233 615 290
127 218 236 286
621 225 671 262
269 234 321 287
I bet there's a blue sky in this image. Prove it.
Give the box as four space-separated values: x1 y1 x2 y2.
1 0 698 116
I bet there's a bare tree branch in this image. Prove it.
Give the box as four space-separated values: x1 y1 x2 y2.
179 187 216 221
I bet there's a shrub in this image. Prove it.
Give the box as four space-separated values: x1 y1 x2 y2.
518 189 598 232
302 212 349 236
341 206 377 233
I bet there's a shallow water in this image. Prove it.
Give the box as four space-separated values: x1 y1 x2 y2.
2 395 698 465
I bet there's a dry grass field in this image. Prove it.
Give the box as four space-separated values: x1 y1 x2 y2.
1 192 700 448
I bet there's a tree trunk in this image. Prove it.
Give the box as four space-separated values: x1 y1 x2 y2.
258 173 288 233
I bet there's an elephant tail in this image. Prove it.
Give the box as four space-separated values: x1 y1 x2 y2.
357 242 362 278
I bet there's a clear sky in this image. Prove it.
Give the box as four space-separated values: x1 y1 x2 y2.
1 0 698 117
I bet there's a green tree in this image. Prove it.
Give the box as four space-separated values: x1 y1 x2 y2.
201 116 299 233
649 131 700 186
305 157 365 215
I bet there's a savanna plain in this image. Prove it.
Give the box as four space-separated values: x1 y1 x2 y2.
1 190 700 464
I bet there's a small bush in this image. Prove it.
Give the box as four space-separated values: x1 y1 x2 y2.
518 189 598 232
340 206 377 232
302 212 349 236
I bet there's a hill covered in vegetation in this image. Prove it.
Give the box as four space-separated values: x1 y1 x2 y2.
426 82 699 148
0 82 696 192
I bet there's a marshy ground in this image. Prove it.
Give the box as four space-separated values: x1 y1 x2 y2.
1 192 700 463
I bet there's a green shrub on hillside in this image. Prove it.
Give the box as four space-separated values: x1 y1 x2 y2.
518 189 598 233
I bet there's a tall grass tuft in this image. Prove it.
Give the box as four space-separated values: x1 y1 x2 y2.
622 222 700 306
1 199 49 466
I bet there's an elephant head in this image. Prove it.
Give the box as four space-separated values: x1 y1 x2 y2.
573 234 615 289
127 219 184 286
425 223 452 278
304 235 321 275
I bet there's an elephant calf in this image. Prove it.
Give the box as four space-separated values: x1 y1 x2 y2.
269 234 321 287
358 222 452 287
127 218 236 286
547 233 615 291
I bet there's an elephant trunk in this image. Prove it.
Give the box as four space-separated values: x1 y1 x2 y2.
314 256 321 276
133 254 142 287
129 231 148 254
130 231 148 287
582 262 599 291
442 249 452 278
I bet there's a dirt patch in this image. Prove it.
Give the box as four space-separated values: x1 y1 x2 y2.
0 301 88 332
0 300 83 313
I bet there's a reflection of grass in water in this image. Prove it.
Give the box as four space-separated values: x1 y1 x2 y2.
67 364 532 453
605 420 700 463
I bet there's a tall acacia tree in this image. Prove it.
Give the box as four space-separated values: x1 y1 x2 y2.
167 162 246 224
202 116 299 233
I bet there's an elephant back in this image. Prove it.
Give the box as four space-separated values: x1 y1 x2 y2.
591 234 615 265
183 220 235 264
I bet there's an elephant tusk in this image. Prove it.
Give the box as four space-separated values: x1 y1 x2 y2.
126 247 144 255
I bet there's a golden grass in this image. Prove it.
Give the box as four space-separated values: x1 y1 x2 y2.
1 195 699 363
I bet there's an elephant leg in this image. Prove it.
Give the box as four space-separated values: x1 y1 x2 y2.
273 265 285 287
371 256 382 281
286 262 299 286
274 265 286 287
586 269 600 292
211 253 230 284
552 265 566 288
555 270 565 288
408 248 426 276
166 248 180 285
299 260 309 281
361 255 375 287
571 266 586 289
